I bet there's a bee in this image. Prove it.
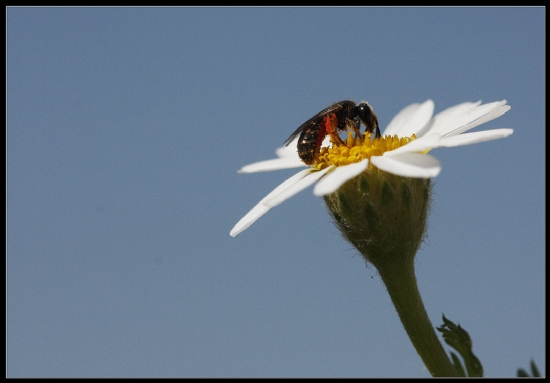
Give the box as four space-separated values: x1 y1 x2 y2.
284 100 380 165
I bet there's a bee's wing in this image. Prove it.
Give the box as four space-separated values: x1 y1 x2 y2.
283 103 344 146
283 119 317 146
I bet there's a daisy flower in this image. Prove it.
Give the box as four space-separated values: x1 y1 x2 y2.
230 99 512 237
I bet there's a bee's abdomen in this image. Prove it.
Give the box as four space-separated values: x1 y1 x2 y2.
297 128 322 165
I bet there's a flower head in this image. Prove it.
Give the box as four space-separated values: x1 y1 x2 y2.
230 100 512 237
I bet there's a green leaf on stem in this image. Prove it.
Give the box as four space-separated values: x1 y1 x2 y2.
517 359 540 377
436 314 483 377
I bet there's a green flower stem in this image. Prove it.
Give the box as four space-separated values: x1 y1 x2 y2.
373 255 458 377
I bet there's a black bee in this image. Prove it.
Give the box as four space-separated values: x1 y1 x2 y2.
284 100 380 165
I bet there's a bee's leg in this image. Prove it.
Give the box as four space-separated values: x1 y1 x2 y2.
372 114 381 139
325 114 347 147
374 126 381 139
349 119 363 140
329 132 347 147
330 134 347 146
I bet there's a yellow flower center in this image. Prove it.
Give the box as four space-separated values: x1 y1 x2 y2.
314 132 416 170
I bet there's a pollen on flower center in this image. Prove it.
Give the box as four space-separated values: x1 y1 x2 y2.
315 132 416 169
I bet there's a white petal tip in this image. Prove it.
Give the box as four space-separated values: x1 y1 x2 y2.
263 167 331 208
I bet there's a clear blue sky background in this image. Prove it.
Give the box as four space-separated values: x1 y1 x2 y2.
7 7 544 378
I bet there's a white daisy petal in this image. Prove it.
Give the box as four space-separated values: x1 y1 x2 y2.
264 166 332 208
422 101 482 136
313 159 369 196
383 103 423 135
383 100 434 137
443 104 511 138
385 133 442 156
434 101 482 121
275 143 300 158
437 128 514 148
238 157 306 173
230 168 313 236
230 201 271 237
371 152 441 178
436 100 509 138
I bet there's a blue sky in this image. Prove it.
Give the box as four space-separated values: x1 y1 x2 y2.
7 7 544 377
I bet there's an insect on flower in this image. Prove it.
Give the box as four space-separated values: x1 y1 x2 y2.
283 100 381 165
231 99 513 237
